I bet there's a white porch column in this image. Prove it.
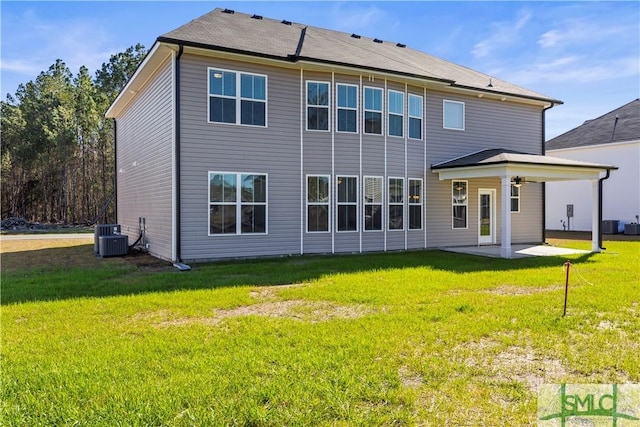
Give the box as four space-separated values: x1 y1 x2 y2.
500 176 512 258
591 179 600 252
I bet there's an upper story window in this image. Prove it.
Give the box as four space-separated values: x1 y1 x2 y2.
208 68 266 126
408 94 423 139
307 81 329 131
388 90 404 137
336 84 358 133
209 172 267 235
364 87 383 135
443 100 465 130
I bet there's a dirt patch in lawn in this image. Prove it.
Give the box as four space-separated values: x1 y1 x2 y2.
152 299 374 328
124 249 173 272
484 284 555 296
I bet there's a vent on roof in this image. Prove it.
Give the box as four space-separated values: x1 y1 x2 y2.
351 33 361 39
396 43 406 48
251 14 263 20
373 38 383 44
281 19 292 25
222 9 234 14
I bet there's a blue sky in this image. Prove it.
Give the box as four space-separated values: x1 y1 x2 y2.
1 1 638 139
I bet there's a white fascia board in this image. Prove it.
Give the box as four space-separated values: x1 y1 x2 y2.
105 42 173 118
433 163 608 181
547 138 640 153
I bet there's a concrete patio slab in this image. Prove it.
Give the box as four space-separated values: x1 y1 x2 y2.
442 244 590 259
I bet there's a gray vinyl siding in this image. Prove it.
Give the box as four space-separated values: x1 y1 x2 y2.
179 54 301 261
116 56 174 261
425 90 544 247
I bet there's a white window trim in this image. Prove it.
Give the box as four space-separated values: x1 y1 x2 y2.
452 180 468 230
208 171 269 236
306 80 331 132
363 175 383 232
363 86 384 135
511 184 520 213
408 94 423 140
336 175 358 233
207 67 268 127
408 178 423 230
306 174 331 233
388 89 405 138
388 176 405 231
443 99 465 131
336 83 358 134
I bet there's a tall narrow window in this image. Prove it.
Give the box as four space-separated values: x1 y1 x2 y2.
452 180 468 229
209 172 267 235
240 174 267 233
307 82 329 131
388 90 404 137
337 176 357 231
240 74 266 126
364 87 382 134
443 100 465 130
209 70 236 124
209 69 266 126
409 178 422 230
389 178 404 230
363 176 383 231
337 84 358 133
408 94 423 139
511 185 520 213
307 175 330 232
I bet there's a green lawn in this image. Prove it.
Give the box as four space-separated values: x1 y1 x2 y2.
1 238 638 425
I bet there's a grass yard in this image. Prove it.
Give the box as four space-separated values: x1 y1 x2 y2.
1 237 638 425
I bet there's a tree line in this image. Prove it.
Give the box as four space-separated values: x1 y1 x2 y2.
1 44 146 225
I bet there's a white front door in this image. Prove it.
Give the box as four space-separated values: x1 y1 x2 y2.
478 189 496 245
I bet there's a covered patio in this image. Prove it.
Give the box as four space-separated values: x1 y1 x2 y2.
432 149 618 258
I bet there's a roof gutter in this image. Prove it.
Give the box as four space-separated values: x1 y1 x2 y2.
542 102 555 243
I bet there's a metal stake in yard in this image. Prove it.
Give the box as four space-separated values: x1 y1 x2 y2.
563 260 571 317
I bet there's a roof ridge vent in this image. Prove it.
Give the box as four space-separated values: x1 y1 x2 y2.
351 33 361 39
222 9 234 14
373 38 383 44
251 14 263 20
281 19 292 25
396 43 406 48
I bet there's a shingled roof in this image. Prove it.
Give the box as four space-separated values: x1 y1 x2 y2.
546 99 640 150
158 8 560 104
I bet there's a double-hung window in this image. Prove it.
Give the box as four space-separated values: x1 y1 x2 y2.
209 172 267 235
409 178 422 230
337 176 357 231
452 180 468 229
363 176 383 231
208 69 266 126
443 100 464 130
388 90 404 137
307 175 330 232
307 82 329 131
408 94 423 139
511 185 520 213
337 84 358 133
364 87 383 134
388 178 404 230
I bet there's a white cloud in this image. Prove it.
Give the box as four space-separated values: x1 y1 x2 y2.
0 58 42 74
538 19 636 49
472 10 531 58
328 4 396 36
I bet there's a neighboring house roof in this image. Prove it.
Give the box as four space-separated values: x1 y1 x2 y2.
432 149 618 170
546 99 640 150
157 8 561 104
